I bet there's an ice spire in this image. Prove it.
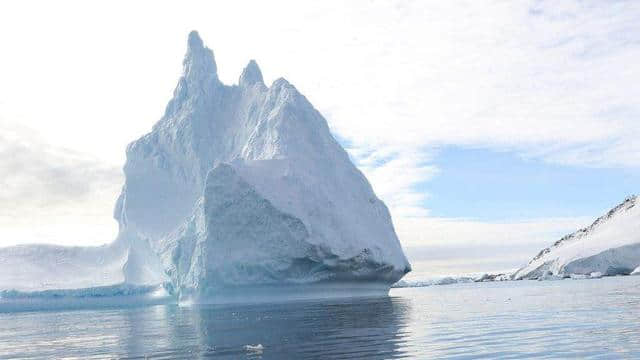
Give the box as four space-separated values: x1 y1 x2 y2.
163 31 220 117
239 59 264 87
187 30 204 50
183 30 218 84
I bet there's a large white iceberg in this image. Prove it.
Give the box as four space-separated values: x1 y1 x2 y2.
514 196 640 280
0 31 410 308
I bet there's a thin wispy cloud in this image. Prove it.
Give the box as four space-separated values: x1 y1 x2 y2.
324 0 640 162
353 148 438 218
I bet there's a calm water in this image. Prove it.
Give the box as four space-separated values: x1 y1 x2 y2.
1 276 639 359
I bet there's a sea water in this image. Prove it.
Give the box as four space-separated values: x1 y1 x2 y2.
1 276 639 359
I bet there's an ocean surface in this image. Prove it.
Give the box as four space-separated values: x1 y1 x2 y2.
1 276 639 359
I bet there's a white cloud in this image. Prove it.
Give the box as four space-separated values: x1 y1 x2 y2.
0 120 121 246
396 216 594 278
353 148 438 217
314 1 640 154
395 216 593 248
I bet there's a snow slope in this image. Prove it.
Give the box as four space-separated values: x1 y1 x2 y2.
514 196 640 280
0 31 410 307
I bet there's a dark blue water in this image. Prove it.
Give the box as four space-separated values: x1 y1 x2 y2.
1 276 639 359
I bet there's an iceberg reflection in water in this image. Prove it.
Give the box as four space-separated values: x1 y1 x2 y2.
0 296 411 359
1 276 640 359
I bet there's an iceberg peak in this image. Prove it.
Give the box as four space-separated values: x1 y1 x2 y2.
182 30 218 83
239 59 264 87
187 30 204 50
161 31 220 117
272 77 291 88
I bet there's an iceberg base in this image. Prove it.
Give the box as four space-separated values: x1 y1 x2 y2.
178 282 392 306
0 285 175 313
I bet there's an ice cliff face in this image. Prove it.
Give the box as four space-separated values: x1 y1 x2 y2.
514 196 640 280
113 31 410 302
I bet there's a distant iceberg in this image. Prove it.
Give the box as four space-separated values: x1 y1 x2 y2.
514 196 640 280
0 31 410 309
392 275 475 288
392 271 513 288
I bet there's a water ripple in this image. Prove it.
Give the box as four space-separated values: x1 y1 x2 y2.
1 276 639 359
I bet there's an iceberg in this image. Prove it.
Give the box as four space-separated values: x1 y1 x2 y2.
474 272 511 282
392 275 475 288
0 31 410 309
514 196 640 280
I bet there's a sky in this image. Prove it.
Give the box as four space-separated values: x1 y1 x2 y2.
1 0 638 279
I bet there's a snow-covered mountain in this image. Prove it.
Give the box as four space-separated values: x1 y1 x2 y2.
514 196 640 280
0 31 410 308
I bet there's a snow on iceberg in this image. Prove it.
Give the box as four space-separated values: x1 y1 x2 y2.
514 196 640 280
0 31 410 309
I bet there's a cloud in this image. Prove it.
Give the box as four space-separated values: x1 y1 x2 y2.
315 0 640 236
352 148 438 217
333 1 638 157
394 216 593 248
0 120 122 246
397 216 594 278
0 121 122 211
